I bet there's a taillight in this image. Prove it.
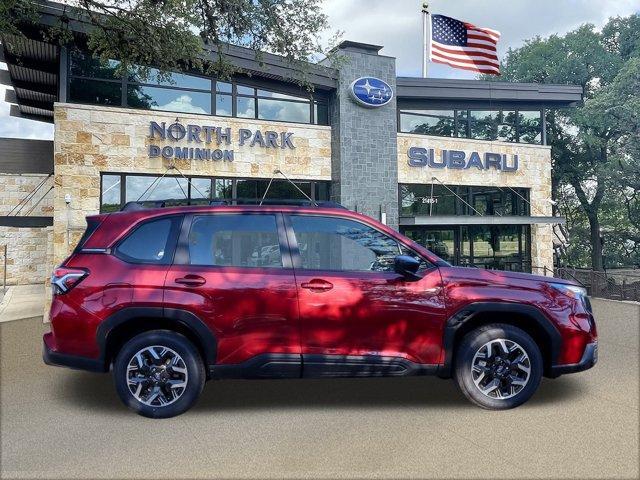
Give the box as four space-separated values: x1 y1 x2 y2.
51 267 88 295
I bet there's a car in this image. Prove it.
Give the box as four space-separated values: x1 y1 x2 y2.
44 203 597 418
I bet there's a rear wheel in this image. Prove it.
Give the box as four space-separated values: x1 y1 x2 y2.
113 330 205 418
454 323 542 410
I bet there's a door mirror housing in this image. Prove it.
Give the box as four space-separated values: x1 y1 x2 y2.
394 255 423 281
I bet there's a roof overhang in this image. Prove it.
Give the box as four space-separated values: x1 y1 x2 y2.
400 215 566 226
396 77 583 109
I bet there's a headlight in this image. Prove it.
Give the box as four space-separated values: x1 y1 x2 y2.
550 282 587 299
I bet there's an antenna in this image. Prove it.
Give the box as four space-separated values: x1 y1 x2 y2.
259 169 317 206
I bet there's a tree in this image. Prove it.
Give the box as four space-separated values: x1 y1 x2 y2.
487 16 640 270
1 0 334 87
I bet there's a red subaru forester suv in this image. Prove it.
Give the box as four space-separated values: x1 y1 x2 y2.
44 203 597 418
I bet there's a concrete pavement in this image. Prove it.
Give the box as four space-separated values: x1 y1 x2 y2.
1 299 638 479
0 284 44 323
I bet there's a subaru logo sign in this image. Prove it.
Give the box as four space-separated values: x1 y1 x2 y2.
349 77 393 108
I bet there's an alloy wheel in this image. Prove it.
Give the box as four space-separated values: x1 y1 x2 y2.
126 345 189 407
471 338 531 400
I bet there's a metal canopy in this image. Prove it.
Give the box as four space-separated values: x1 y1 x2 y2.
396 77 583 108
399 215 566 226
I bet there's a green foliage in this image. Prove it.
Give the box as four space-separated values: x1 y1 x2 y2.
485 15 640 269
2 0 335 89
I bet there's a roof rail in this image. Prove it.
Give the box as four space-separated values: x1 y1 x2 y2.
119 199 347 211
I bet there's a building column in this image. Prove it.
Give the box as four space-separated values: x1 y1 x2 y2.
322 42 399 229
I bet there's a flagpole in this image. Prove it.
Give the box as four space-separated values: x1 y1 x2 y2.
422 2 430 77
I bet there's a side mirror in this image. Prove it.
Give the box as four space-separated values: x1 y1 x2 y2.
394 255 423 281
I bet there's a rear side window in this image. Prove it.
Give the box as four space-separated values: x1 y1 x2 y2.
115 216 180 264
188 214 282 268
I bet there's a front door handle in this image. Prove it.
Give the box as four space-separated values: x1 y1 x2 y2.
301 279 333 291
175 274 206 287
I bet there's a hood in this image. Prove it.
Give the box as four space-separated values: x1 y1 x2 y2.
441 266 577 286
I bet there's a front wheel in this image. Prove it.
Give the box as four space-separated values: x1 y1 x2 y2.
113 330 205 418
454 324 542 410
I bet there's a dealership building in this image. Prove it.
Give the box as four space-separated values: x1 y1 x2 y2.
0 1 582 289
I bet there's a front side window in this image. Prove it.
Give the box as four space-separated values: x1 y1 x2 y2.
116 217 178 263
290 216 404 272
188 214 282 268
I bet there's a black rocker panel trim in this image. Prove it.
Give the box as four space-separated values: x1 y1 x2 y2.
302 354 439 378
210 354 302 379
439 302 562 378
96 307 218 368
43 341 106 373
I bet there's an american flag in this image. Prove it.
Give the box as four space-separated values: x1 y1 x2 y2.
429 14 501 75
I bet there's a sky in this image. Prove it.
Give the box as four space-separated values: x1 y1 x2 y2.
1 0 639 140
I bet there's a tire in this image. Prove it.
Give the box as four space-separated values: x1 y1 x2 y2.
454 323 543 410
113 330 205 418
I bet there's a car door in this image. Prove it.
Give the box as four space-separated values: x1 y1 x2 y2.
285 214 447 375
165 212 301 374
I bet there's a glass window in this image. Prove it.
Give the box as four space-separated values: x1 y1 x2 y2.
518 111 542 144
69 78 122 106
188 214 282 268
258 98 310 123
400 184 457 217
315 182 330 201
400 110 455 136
455 110 469 137
125 176 188 205
497 111 517 142
116 218 175 263
70 49 121 79
190 178 212 200
101 175 121 212
237 85 255 95
257 89 306 101
290 216 401 272
236 96 255 118
403 227 454 265
215 93 232 116
214 179 233 199
314 102 329 125
127 85 211 114
216 81 232 93
236 179 258 200
128 66 211 90
259 180 312 201
470 110 498 140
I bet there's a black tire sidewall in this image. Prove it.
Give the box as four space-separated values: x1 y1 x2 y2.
454 324 543 410
113 330 205 418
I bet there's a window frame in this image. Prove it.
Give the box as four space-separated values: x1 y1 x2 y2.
283 213 434 274
113 214 183 265
174 212 293 269
99 172 331 213
66 48 329 125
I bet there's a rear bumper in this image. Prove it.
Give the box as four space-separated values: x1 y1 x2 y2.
43 333 107 373
549 342 598 377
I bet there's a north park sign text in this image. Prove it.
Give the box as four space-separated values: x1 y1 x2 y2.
148 121 295 162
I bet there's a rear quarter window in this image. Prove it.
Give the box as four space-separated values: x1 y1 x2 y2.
115 216 181 264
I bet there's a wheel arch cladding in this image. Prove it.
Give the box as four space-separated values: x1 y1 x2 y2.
97 307 217 370
440 302 561 378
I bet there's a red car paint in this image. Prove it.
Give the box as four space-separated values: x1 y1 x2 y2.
44 205 597 377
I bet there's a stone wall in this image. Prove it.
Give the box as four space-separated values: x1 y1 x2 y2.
324 48 399 228
397 134 555 273
0 173 53 285
52 103 332 265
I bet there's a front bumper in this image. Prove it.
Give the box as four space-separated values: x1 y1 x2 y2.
43 333 107 373
550 342 598 377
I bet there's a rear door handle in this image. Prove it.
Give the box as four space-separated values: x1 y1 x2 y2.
175 274 206 287
301 279 333 291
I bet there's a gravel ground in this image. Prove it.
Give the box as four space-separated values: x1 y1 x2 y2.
1 298 638 479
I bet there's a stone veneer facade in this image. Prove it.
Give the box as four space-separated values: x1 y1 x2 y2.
0 173 53 285
397 133 554 273
51 103 332 266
